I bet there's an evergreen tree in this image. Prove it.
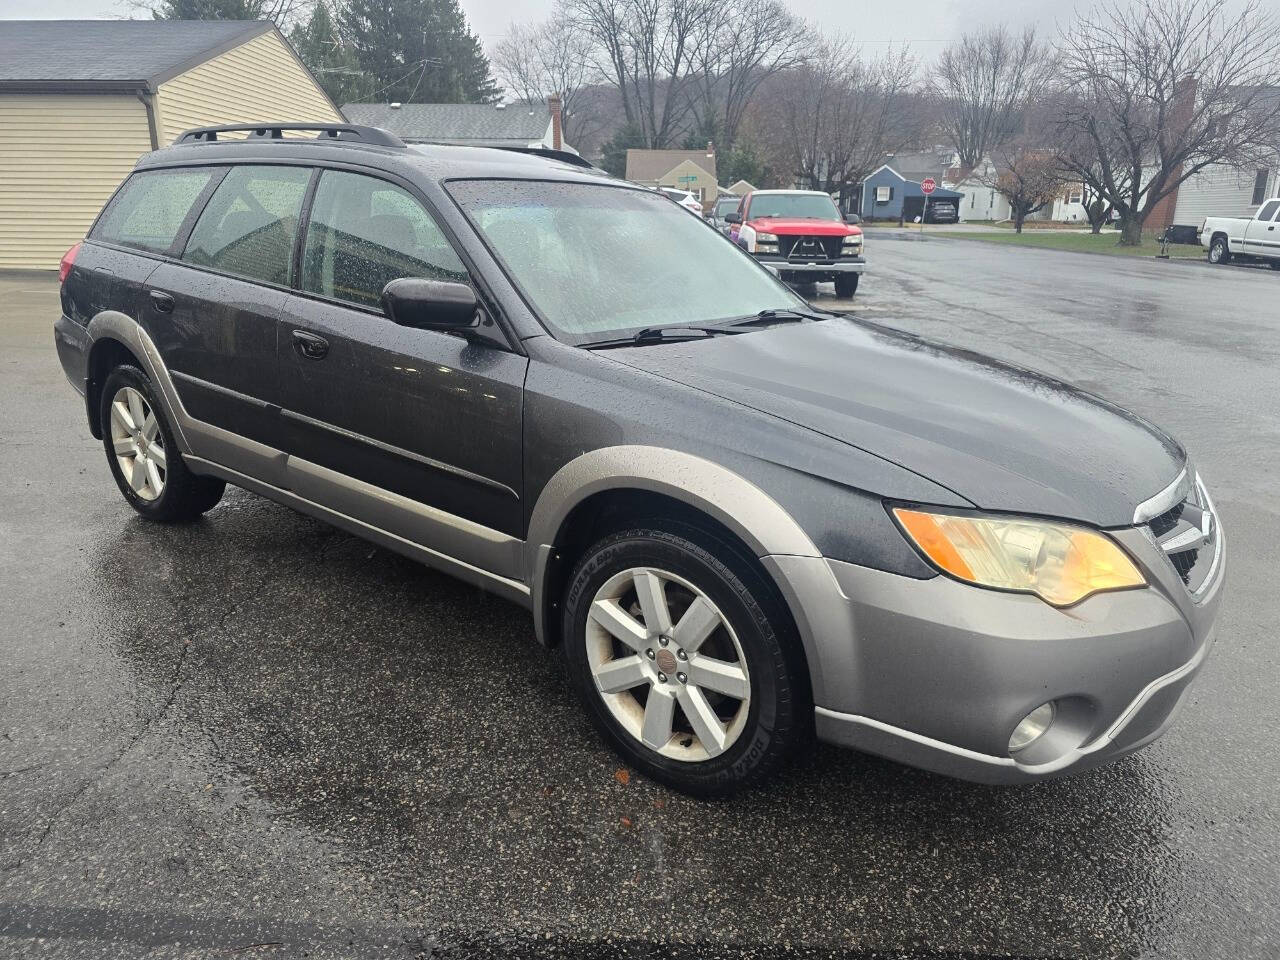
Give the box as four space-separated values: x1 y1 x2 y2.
289 1 362 105
337 0 499 104
153 0 264 18
601 123 645 178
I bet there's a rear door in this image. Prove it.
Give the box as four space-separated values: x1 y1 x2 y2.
145 164 313 471
278 168 526 575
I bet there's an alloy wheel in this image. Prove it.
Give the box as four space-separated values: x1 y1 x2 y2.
585 566 751 762
109 386 166 501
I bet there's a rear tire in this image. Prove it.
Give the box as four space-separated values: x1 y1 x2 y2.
100 365 225 522
835 274 859 298
1208 236 1230 264
562 522 809 796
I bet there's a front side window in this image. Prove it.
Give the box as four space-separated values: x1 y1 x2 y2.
1258 199 1280 221
746 193 841 221
448 179 803 343
183 165 311 286
92 168 215 254
302 170 468 309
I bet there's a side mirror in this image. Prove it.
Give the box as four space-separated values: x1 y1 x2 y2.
844 213 861 225
725 212 742 224
381 278 477 331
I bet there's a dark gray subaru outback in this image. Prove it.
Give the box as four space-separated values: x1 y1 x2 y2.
55 124 1223 795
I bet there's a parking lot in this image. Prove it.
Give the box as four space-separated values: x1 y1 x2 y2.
2 239 1278 959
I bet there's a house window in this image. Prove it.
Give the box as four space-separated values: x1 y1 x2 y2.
875 185 891 203
1252 169 1270 206
1069 190 1082 204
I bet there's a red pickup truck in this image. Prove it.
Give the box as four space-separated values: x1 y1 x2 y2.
726 189 865 297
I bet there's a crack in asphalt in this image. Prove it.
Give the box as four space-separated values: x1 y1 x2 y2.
1 568 281 875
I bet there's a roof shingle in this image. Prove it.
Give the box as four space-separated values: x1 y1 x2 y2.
341 102 551 143
0 19 271 86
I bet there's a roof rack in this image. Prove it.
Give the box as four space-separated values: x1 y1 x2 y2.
175 123 405 148
408 141 596 170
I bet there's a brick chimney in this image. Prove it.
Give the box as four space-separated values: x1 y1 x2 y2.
706 140 714 158
1149 75 1197 231
548 94 563 151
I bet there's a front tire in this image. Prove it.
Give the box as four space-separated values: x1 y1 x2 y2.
562 523 809 796
100 365 225 522
1208 236 1230 264
835 274 860 298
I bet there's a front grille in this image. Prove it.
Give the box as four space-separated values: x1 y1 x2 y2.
1144 474 1220 595
1148 502 1183 538
779 235 843 261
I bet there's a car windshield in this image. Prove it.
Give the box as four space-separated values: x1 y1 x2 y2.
715 198 740 216
748 193 841 221
448 179 806 343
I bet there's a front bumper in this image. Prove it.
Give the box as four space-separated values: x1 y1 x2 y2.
756 255 865 275
764 522 1224 784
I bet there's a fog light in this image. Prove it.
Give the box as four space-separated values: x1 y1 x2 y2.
1009 702 1055 753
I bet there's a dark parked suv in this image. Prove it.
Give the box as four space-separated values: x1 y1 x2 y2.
56 123 1224 795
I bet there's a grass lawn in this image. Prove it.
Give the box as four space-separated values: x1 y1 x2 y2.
942 230 1206 259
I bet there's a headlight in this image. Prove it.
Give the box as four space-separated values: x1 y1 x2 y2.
755 231 778 243
842 234 862 249
754 231 779 253
892 508 1145 607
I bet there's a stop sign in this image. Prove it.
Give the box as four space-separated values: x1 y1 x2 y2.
921 177 937 195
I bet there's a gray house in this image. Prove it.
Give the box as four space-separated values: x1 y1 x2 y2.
341 100 573 153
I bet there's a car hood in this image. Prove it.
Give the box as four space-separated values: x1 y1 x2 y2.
608 319 1184 527
747 216 855 236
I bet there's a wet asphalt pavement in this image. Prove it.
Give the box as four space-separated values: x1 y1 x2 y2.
2 240 1278 959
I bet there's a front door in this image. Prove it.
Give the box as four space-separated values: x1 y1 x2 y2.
277 169 526 575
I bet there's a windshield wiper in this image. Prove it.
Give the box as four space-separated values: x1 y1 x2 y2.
581 324 747 350
720 308 832 328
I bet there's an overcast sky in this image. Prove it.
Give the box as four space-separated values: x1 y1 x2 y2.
0 0 1260 56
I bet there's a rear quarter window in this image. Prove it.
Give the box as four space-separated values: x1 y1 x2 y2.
91 168 215 254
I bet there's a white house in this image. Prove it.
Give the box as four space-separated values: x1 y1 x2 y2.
944 161 1012 222
1171 163 1278 224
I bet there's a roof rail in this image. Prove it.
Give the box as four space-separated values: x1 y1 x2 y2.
408 141 597 169
175 123 405 148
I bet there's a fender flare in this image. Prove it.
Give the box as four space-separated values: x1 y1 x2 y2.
522 447 847 690
86 312 193 453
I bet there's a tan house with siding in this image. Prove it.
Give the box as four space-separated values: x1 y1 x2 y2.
0 20 342 270
625 147 718 212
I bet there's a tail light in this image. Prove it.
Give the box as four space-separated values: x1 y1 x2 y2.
59 241 82 285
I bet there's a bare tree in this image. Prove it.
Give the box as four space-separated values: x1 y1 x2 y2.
492 19 606 148
567 0 714 148
978 145 1062 233
683 0 811 152
934 26 1051 169
757 39 918 199
1055 0 1280 245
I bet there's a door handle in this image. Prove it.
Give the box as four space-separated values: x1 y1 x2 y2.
149 290 175 314
292 329 329 360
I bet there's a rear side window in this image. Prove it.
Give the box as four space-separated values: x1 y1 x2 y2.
183 165 311 286
92 168 214 254
1261 199 1280 221
301 170 468 309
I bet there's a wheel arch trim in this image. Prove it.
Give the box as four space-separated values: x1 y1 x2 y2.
85 312 193 453
524 446 828 654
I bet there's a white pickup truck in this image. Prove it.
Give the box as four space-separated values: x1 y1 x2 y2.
1201 198 1280 268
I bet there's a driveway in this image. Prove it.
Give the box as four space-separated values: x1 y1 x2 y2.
2 250 1278 958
